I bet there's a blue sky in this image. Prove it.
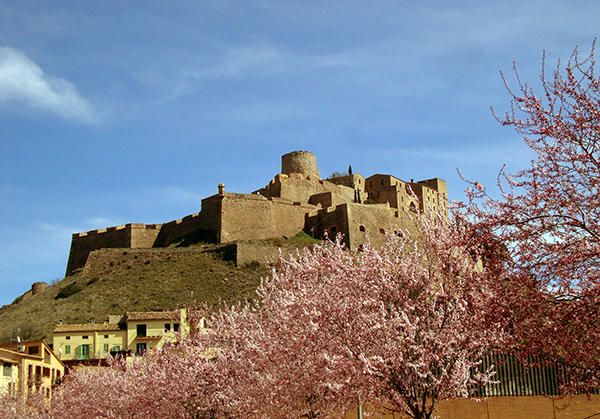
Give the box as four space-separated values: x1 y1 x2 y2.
0 1 598 305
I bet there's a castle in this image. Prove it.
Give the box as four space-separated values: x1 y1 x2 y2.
65 151 448 276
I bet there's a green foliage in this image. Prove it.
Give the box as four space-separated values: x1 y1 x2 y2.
327 171 347 179
55 283 83 300
290 231 321 244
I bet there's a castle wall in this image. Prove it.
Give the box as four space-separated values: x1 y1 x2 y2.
66 225 137 276
260 173 356 205
346 203 415 249
131 224 161 248
219 193 317 243
366 174 447 216
305 204 350 243
306 203 415 250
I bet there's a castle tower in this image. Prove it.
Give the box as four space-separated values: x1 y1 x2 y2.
281 151 320 179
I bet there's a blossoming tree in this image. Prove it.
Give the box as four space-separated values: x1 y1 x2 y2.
460 41 599 391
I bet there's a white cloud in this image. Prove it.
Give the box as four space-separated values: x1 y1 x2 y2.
0 46 96 122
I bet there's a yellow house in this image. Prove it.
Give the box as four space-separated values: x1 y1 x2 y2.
0 341 64 400
52 309 190 361
53 322 126 362
125 310 188 355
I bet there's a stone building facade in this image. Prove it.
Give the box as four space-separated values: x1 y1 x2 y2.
65 151 448 275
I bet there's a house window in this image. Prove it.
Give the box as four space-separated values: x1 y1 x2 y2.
64 345 71 354
359 225 366 232
136 343 147 355
82 335 89 339
104 335 109 339
65 336 70 340
111 345 121 352
28 345 39 355
164 323 171 332
103 343 109 353
330 226 337 234
2 363 11 377
137 324 147 337
173 323 180 332
77 344 91 360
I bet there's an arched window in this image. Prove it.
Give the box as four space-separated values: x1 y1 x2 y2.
379 228 385 234
409 202 417 213
359 225 366 232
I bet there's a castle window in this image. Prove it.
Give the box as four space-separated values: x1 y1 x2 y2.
359 225 366 232
379 228 385 234
381 179 384 186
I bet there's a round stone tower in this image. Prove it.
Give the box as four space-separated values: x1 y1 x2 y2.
31 281 48 295
281 151 320 179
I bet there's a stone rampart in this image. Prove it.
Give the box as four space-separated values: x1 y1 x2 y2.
153 213 208 247
66 224 162 276
81 248 203 277
219 193 318 243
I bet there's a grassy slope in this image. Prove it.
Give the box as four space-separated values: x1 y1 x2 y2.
0 234 320 343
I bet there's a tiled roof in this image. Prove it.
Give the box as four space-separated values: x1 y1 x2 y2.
54 323 122 333
126 311 179 321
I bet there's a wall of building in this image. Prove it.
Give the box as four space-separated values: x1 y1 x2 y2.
305 205 351 243
126 319 180 353
343 395 600 419
305 203 416 250
0 356 18 397
53 330 126 361
259 173 356 205
219 193 317 243
346 203 416 249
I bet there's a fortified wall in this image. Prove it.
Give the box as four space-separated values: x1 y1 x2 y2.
65 150 448 276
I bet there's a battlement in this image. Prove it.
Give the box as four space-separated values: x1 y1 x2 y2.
72 223 162 238
160 213 201 228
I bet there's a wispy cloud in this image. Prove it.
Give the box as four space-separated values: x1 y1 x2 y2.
0 46 97 123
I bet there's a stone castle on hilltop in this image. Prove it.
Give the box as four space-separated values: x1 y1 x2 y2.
66 151 448 275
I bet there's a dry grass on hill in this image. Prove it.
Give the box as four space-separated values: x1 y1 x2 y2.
0 234 320 344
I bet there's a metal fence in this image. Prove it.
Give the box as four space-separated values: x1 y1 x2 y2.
472 353 599 397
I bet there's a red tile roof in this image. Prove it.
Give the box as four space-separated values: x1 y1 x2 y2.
126 311 179 321
54 323 122 333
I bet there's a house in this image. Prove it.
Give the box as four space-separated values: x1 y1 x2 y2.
52 308 192 363
0 340 64 400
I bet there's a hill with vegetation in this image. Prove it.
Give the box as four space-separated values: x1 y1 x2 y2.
0 233 319 343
